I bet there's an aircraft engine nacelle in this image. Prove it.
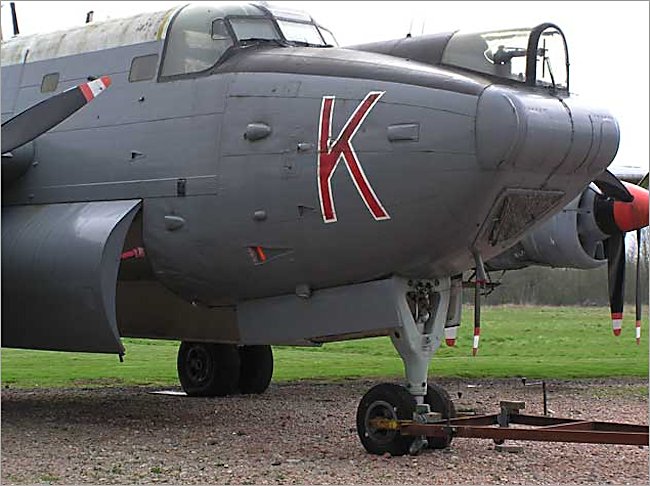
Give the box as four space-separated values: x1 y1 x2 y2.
487 186 612 271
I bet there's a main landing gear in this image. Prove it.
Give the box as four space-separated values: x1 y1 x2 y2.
356 277 458 456
177 342 273 396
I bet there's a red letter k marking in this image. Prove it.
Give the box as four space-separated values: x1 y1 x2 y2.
318 91 390 223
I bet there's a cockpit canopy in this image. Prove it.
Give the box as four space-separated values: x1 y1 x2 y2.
161 2 337 79
441 23 569 91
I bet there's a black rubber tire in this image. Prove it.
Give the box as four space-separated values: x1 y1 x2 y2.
357 383 416 456
238 345 273 394
177 342 240 397
424 382 457 449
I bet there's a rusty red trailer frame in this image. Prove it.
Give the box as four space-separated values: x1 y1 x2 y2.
374 406 649 447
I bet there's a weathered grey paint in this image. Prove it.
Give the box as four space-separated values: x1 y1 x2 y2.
0 4 621 353
0 8 178 66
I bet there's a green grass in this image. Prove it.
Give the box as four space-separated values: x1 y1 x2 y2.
1 306 647 388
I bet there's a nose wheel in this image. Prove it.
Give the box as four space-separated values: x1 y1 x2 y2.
356 382 456 455
357 383 416 456
356 277 456 455
424 383 456 449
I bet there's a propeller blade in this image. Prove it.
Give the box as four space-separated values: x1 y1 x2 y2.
594 170 634 203
606 232 626 336
639 173 649 189
1 76 111 154
635 229 642 345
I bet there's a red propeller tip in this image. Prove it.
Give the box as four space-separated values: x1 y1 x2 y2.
445 339 456 347
80 76 112 102
613 328 622 337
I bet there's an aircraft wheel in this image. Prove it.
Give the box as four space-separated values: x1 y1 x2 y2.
238 345 273 394
425 382 457 449
177 342 240 397
357 383 416 456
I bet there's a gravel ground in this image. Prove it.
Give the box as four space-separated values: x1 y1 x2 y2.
2 378 648 485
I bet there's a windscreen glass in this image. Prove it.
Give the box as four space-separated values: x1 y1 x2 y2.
442 28 531 82
161 5 235 77
319 28 338 46
277 20 326 45
230 17 280 41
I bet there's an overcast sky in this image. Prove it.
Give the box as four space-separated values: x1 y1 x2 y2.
2 1 648 173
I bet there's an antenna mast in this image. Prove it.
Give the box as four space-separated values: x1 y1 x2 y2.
10 1 19 36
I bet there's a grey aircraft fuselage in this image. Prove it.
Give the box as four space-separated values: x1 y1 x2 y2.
1 6 619 351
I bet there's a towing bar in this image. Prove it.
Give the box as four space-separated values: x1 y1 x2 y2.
372 401 649 447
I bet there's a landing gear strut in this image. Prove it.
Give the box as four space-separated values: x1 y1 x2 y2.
356 277 456 455
177 342 273 396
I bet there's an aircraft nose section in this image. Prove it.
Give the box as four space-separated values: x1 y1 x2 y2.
475 86 620 178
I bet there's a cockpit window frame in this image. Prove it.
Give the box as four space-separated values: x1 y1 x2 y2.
318 26 338 47
525 22 570 92
226 13 328 47
158 6 240 82
273 17 328 45
440 22 570 93
157 3 334 83
226 14 283 44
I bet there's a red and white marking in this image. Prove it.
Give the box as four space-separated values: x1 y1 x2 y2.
612 312 623 336
317 91 389 223
636 320 641 345
445 327 458 347
79 75 112 102
472 327 480 356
